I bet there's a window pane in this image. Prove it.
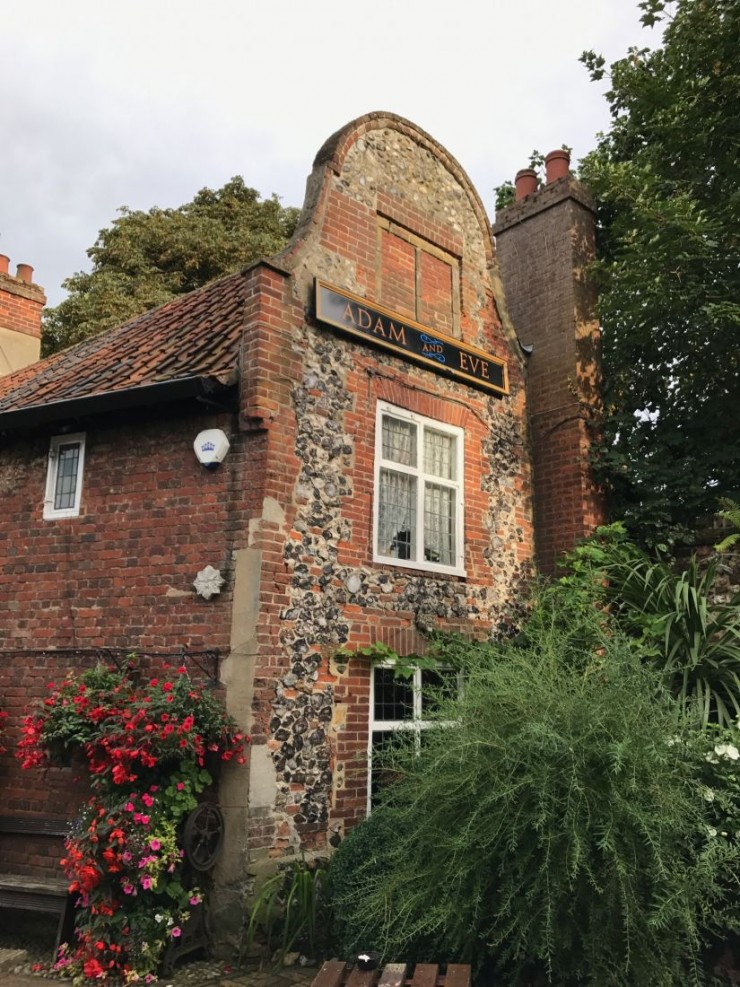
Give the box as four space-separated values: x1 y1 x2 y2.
424 428 455 480
382 415 417 467
421 668 459 716
54 443 80 510
370 729 410 808
378 469 417 559
373 667 413 721
424 482 456 566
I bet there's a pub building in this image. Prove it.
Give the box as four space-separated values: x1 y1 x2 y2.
0 112 602 939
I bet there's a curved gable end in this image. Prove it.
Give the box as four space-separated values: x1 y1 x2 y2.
279 112 521 380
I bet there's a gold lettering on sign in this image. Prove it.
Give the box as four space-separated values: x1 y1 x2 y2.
373 317 386 337
388 322 407 345
343 302 356 326
358 307 372 330
458 352 491 380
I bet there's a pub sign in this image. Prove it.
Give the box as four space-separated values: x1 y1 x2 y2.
315 280 508 396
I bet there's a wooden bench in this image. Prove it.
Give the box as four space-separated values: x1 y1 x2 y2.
0 815 76 959
311 960 471 987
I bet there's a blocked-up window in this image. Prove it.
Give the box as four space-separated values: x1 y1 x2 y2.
374 402 464 575
44 433 86 519
378 218 460 337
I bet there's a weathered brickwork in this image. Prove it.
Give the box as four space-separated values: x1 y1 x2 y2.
0 258 45 374
494 174 604 574
233 115 535 893
0 407 257 871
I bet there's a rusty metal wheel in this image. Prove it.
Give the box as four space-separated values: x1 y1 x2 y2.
182 803 225 871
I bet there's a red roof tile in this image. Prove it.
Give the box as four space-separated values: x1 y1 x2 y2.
0 271 246 417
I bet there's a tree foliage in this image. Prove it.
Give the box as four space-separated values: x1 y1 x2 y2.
579 0 740 547
42 178 299 354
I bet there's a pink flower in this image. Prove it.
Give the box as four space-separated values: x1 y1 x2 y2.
176 782 185 791
141 793 154 807
189 894 201 906
124 802 135 812
149 838 161 851
141 876 153 890
171 927 181 938
122 883 135 895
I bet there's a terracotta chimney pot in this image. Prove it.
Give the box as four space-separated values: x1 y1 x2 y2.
0 255 9 275
515 169 538 201
545 149 570 183
16 263 34 283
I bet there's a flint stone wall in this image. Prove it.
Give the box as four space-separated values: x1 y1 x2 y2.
239 116 535 878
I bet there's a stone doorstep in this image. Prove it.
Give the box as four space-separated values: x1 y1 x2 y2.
0 948 28 973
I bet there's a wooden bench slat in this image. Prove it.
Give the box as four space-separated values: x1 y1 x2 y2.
309 960 471 987
0 815 70 837
0 875 69 895
377 962 408 987
345 969 381 987
310 960 347 987
443 965 471 987
408 964 440 987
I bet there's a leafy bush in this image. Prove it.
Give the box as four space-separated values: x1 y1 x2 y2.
243 856 331 965
329 806 410 961
329 595 740 985
562 523 740 727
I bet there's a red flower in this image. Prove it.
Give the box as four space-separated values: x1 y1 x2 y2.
83 957 104 978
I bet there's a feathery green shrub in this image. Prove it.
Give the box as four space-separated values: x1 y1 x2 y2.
329 593 740 985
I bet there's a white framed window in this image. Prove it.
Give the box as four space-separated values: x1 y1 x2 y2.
368 663 461 810
44 433 86 520
373 402 465 575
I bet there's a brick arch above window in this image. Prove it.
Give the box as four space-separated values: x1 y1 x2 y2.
374 377 475 433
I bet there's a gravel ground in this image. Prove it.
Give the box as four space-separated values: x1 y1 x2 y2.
0 911 316 986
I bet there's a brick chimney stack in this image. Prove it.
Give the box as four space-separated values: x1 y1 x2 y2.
493 150 604 575
0 255 45 376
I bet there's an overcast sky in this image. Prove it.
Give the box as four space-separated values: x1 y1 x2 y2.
1 0 658 308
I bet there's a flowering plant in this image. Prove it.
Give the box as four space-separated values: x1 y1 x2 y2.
19 663 245 784
692 726 740 844
55 770 205 983
19 663 248 983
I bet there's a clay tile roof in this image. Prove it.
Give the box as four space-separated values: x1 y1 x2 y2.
0 271 246 421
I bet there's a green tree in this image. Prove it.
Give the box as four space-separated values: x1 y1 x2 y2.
580 0 740 547
43 177 299 354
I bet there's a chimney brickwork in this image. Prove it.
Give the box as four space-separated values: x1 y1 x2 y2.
0 255 45 376
493 157 604 575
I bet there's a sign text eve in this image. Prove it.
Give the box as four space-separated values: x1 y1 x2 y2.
315 281 508 396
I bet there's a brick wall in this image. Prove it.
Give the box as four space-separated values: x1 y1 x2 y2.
0 405 258 871
493 170 604 574
0 256 44 374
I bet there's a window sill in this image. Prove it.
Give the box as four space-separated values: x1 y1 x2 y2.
373 554 466 579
